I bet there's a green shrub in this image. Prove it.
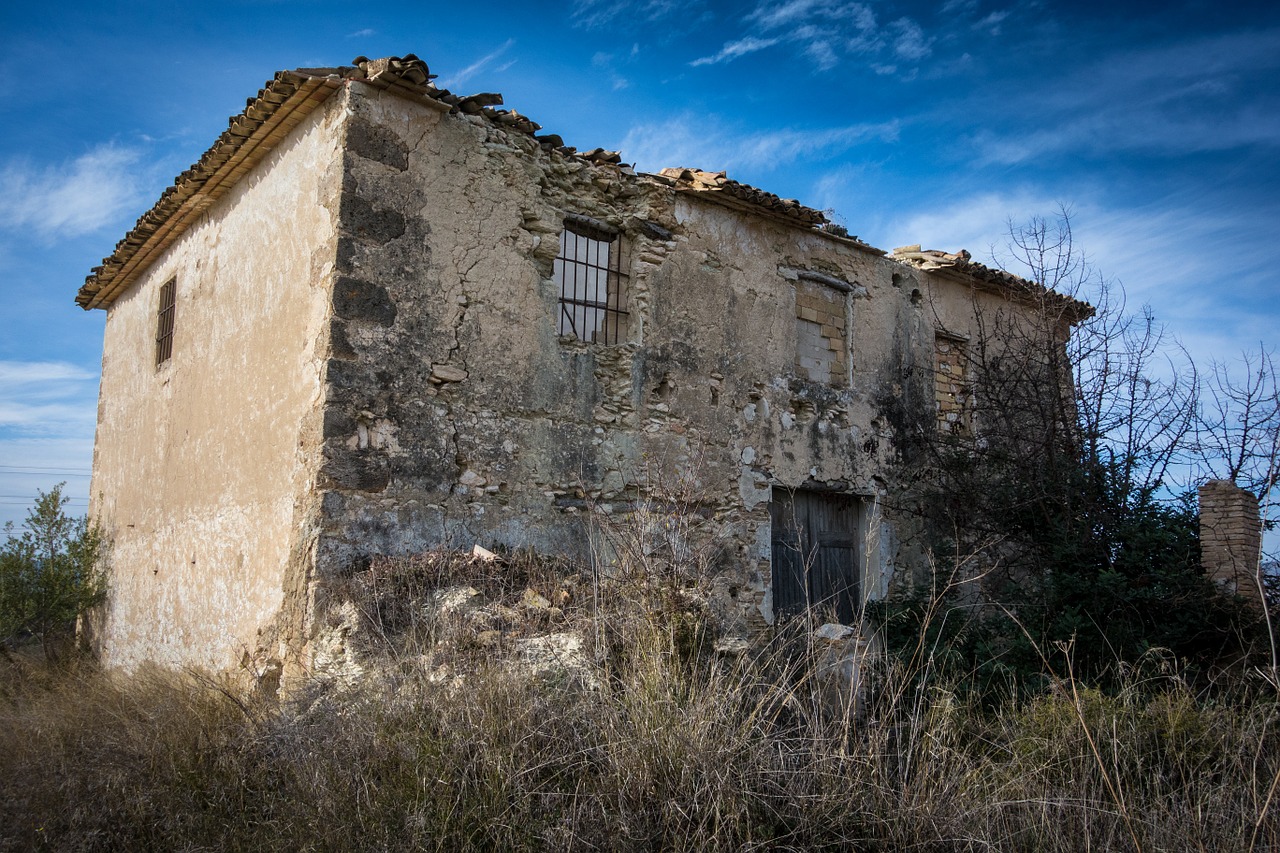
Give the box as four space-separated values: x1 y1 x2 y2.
0 484 106 661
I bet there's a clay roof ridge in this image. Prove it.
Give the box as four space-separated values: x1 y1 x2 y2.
653 167 830 228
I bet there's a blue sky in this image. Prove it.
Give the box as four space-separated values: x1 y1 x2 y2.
0 0 1277 529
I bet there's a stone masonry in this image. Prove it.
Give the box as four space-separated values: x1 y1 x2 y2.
933 333 971 435
1198 479 1263 599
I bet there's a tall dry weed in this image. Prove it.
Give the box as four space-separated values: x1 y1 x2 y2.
2 531 1278 851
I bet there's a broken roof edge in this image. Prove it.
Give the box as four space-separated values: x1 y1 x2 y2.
891 245 1095 322
75 53 1087 323
646 168 885 253
76 53 639 310
654 168 827 227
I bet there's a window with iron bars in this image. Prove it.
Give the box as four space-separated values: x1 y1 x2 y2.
555 216 628 344
155 278 176 367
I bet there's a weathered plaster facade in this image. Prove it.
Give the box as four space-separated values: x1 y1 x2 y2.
79 55 1083 680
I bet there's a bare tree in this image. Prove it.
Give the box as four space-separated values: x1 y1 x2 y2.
998 207 1199 500
1196 346 1280 515
886 208 1264 688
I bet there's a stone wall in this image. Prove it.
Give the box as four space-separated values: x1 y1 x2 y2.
302 81 1026 648
793 278 848 385
1198 479 1262 598
934 333 971 435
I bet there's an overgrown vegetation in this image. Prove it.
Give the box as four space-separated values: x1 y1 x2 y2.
2 545 1277 851
0 483 105 662
880 210 1277 692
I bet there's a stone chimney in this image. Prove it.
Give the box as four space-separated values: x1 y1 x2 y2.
1198 479 1262 600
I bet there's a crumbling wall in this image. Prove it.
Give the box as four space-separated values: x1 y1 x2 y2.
310 83 964 641
88 95 345 677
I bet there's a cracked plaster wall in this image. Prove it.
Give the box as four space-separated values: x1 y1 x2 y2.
308 84 998 639
88 96 345 678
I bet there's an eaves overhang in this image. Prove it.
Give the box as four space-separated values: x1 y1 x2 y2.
76 55 460 311
76 72 344 310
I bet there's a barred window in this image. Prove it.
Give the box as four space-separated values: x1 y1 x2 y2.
555 216 627 344
155 278 176 367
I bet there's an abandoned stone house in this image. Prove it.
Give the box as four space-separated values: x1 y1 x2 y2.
78 54 1088 678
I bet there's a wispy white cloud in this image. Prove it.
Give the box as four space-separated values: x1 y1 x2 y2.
572 0 685 29
888 18 934 61
972 10 1009 35
691 36 780 67
0 362 94 386
802 35 839 71
0 360 98 436
435 39 516 90
746 0 874 30
346 27 376 38
620 115 899 174
693 0 950 75
0 145 146 240
968 27 1280 164
592 50 633 89
881 189 1060 260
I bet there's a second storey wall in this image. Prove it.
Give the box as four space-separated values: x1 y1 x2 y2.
88 95 346 676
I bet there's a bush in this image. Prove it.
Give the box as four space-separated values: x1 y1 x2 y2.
0 484 106 661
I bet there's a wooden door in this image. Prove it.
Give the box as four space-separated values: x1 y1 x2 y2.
770 490 861 623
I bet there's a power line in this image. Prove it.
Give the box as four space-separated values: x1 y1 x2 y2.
0 494 88 500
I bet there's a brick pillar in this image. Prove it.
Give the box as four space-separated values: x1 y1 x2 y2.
1198 479 1262 600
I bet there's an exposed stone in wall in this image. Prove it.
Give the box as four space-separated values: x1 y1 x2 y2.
793 278 847 385
934 333 971 435
1198 479 1262 600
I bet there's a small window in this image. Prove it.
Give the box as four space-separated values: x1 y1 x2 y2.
555 217 627 344
155 278 176 367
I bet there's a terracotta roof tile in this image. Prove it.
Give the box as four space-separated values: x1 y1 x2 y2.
654 167 828 227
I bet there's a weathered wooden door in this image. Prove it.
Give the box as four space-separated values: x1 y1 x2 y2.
770 490 861 623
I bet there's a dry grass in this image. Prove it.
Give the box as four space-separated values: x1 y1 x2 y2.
3 547 1278 851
